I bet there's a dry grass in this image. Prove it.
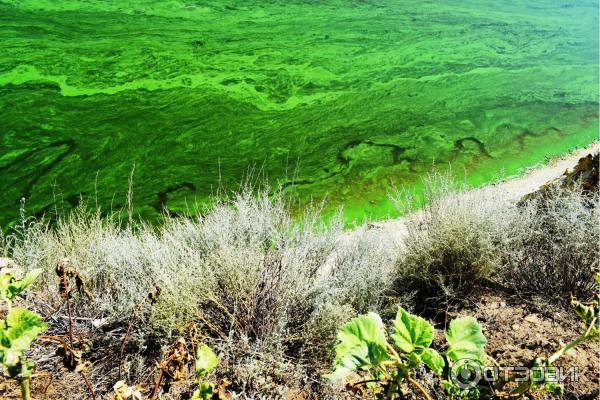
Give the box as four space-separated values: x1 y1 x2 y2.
392 172 599 311
0 190 398 398
392 173 515 310
500 186 599 301
0 169 597 398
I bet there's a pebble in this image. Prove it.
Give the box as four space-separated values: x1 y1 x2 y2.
524 314 540 324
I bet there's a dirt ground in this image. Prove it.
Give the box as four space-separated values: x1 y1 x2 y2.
0 293 597 400
447 291 599 399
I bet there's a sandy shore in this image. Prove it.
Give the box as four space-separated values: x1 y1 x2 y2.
356 141 600 245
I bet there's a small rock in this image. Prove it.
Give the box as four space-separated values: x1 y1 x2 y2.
512 324 520 330
91 318 109 329
524 314 540 324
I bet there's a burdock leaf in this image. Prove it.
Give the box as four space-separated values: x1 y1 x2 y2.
195 344 219 378
420 348 445 375
391 306 435 353
445 316 486 362
326 313 390 381
5 307 47 353
6 269 43 300
0 272 14 301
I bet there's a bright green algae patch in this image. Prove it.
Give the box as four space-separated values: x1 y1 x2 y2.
0 0 598 226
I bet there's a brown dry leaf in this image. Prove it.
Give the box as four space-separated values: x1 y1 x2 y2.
112 380 143 400
74 360 92 374
55 257 93 300
148 285 161 305
159 338 193 391
215 379 233 400
57 345 83 372
346 381 367 397
282 388 309 400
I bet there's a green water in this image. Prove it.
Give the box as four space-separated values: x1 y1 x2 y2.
0 1 598 227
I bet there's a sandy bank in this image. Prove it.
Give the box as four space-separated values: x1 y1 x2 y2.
355 141 600 245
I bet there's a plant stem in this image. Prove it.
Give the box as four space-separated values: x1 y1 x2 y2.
547 318 595 364
386 343 401 362
81 371 96 400
406 376 433 400
150 370 164 400
119 300 144 380
40 334 69 346
65 293 74 347
377 364 392 380
352 378 383 386
19 377 31 400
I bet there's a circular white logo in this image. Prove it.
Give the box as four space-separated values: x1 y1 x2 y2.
450 359 483 389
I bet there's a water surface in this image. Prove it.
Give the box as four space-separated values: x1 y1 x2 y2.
1 0 598 226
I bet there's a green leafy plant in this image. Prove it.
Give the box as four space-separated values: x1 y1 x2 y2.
0 268 47 400
191 344 220 400
329 271 600 400
326 307 486 399
441 316 487 399
0 269 43 313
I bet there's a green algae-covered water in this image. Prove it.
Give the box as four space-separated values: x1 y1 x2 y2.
1 1 598 226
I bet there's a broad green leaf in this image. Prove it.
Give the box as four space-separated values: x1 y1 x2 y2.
0 269 43 301
195 344 219 378
335 313 388 357
445 316 486 363
5 307 47 353
191 382 215 400
420 348 444 375
327 341 390 381
0 273 13 300
391 306 434 353
2 349 21 367
7 269 43 300
326 313 390 381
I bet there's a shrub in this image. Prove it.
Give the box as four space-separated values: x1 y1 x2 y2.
0 190 398 397
393 173 513 309
393 171 599 309
501 185 599 301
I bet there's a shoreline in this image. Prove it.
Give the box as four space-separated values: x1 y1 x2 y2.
355 141 600 244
